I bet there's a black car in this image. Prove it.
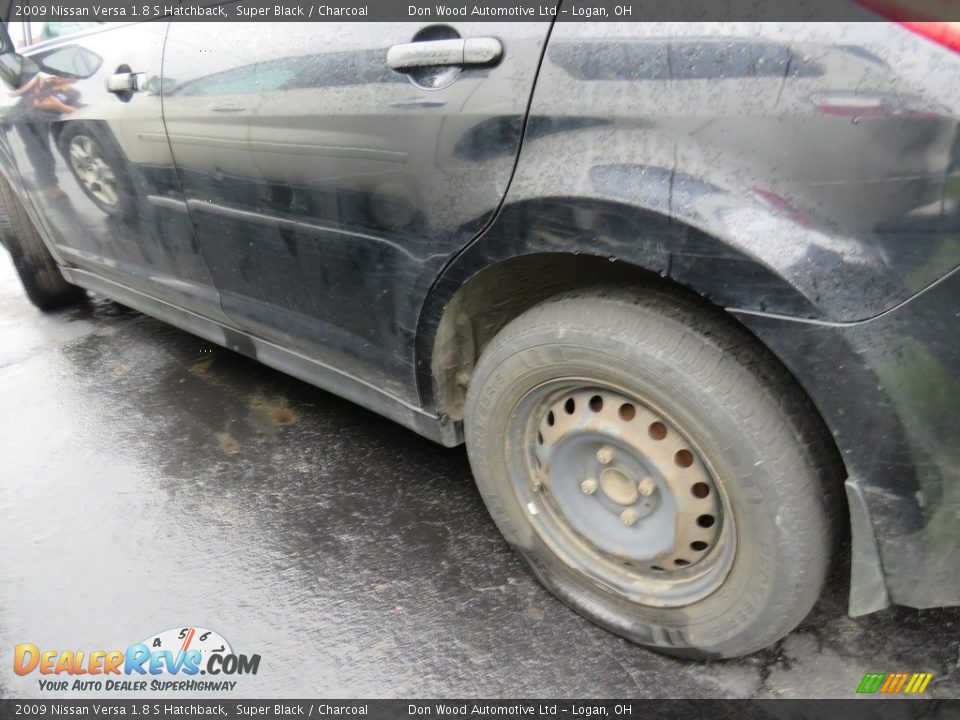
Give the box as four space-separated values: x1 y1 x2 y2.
0 13 957 659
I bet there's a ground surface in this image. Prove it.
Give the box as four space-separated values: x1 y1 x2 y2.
1 253 958 700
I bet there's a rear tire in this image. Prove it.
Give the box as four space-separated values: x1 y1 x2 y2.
0 175 85 310
464 286 842 659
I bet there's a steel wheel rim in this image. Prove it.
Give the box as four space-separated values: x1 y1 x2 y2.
507 380 736 608
69 135 119 206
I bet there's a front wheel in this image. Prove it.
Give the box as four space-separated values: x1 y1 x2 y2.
464 286 842 658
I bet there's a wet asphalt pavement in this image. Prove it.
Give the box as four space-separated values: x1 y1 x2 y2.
1 253 959 700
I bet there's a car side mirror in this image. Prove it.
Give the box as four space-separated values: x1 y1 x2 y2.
0 24 39 89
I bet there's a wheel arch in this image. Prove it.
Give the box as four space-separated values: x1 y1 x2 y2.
417 197 825 422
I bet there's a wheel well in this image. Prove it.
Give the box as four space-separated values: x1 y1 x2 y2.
430 252 707 422
427 249 841 488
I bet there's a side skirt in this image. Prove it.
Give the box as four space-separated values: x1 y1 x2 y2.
62 267 464 448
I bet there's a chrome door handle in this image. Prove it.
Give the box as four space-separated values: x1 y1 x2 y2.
386 38 502 70
105 72 147 94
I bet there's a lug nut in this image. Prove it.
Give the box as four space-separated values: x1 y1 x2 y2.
532 479 543 493
596 446 615 465
580 477 598 495
620 508 640 526
637 478 657 497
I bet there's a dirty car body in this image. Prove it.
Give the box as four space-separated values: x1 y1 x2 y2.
0 12 958 655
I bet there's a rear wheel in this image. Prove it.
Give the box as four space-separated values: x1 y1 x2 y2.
464 286 841 658
0 175 85 310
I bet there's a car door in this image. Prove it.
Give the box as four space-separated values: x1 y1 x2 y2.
162 21 553 403
0 21 230 324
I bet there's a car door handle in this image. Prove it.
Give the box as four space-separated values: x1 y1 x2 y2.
105 72 147 94
386 38 502 71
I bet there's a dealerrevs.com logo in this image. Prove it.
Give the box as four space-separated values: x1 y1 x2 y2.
14 626 260 693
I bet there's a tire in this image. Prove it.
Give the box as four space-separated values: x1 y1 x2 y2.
0 174 85 310
464 285 842 659
58 122 134 218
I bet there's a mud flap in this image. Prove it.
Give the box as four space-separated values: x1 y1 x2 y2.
845 478 891 616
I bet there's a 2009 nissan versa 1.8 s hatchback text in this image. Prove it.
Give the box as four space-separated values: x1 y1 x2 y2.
0 12 958 659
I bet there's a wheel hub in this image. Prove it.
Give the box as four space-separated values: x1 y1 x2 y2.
598 467 640 506
531 388 725 584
